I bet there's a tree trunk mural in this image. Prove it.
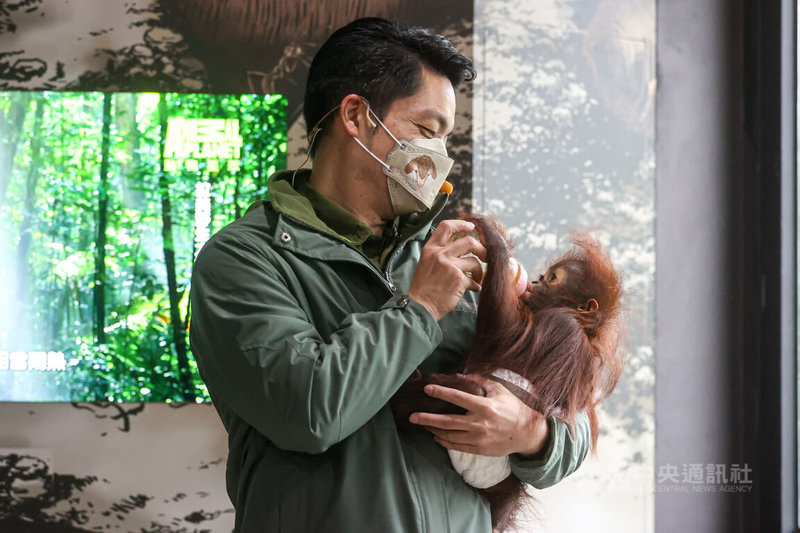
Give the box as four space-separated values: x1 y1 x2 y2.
94 93 112 345
158 95 194 400
115 93 144 210
0 93 31 208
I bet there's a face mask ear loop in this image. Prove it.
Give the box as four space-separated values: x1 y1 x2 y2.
291 103 342 188
352 136 391 171
349 99 395 171
291 127 322 188
366 106 403 147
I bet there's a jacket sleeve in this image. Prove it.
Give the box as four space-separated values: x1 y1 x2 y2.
189 230 442 455
508 412 591 489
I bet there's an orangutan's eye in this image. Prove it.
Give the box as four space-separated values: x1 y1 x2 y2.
549 272 557 282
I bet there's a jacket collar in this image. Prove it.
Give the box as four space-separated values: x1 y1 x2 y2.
263 169 448 248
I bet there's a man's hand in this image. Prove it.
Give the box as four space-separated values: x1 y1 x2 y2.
408 219 486 321
408 375 549 457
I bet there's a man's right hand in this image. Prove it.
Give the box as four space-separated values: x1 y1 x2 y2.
408 219 487 321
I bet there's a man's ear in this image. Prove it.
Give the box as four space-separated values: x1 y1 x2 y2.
578 298 599 314
340 94 375 137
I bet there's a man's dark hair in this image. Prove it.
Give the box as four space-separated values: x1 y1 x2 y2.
304 17 475 155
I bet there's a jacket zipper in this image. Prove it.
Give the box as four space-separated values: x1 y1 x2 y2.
383 223 436 294
381 220 402 291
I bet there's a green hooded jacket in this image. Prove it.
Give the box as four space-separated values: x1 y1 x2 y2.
189 170 591 532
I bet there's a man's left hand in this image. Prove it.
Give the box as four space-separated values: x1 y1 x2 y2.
408 375 549 457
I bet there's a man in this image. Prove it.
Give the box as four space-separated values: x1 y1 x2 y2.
190 17 591 532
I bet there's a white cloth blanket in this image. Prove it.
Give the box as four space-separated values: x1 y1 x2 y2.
447 368 536 489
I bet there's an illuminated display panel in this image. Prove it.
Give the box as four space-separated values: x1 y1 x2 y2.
0 91 287 402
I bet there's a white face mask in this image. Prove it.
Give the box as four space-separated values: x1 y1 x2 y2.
352 104 454 216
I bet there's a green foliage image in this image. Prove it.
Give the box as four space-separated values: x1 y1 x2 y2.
0 91 287 402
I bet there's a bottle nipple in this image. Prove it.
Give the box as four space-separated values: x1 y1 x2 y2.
508 257 528 296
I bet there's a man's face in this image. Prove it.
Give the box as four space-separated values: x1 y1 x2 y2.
369 66 456 167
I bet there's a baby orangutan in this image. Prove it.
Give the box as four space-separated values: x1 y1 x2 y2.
390 214 624 532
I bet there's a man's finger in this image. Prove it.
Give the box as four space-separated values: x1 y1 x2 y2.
434 435 478 453
423 383 488 411
428 219 476 246
409 411 471 430
426 426 476 445
464 278 482 293
454 256 484 284
446 235 487 261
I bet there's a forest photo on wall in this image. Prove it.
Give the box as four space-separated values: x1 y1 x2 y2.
0 91 287 402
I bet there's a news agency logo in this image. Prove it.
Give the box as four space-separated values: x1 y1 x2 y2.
655 463 753 493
